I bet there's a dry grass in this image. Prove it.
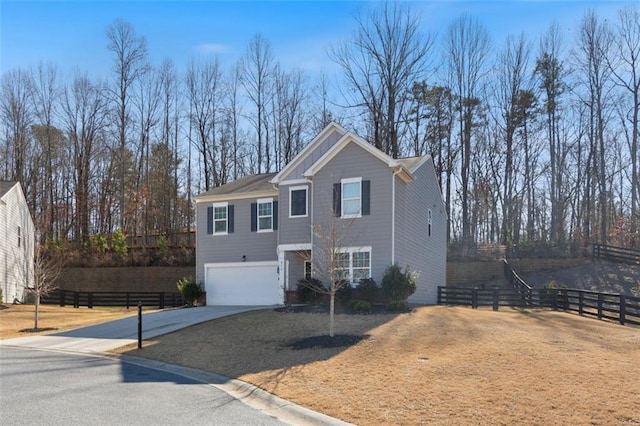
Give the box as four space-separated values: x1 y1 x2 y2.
114 306 640 425
0 304 151 339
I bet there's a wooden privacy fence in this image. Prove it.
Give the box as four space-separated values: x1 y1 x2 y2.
437 286 640 326
40 290 184 309
592 243 640 264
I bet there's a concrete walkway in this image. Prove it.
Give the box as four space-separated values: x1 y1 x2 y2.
0 306 353 426
0 306 265 353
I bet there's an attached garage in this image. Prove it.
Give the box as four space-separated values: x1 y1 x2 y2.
204 261 281 306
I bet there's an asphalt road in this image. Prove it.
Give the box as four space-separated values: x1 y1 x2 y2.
0 307 352 426
0 347 286 426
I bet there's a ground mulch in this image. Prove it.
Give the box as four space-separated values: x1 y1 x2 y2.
114 306 640 425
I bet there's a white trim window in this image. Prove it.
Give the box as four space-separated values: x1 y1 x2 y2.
341 177 362 218
212 202 228 235
257 198 273 232
335 247 372 285
289 186 308 218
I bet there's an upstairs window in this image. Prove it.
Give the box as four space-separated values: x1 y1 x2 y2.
257 198 273 232
251 199 278 232
333 178 370 218
17 226 21 248
428 209 432 237
290 186 308 217
342 178 361 218
207 202 234 235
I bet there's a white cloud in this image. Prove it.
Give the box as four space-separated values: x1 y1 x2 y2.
194 43 231 54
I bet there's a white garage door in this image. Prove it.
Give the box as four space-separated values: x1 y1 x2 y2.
204 261 281 306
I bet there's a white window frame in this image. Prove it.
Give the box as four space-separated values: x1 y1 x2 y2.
212 202 228 235
334 246 372 286
341 177 362 219
289 186 308 218
257 197 273 233
428 209 432 237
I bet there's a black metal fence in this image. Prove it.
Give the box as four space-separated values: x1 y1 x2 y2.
437 286 640 326
592 244 640 265
41 289 184 309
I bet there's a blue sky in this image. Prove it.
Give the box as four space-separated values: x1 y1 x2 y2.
0 0 630 80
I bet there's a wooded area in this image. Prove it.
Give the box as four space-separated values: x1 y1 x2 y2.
1 3 639 256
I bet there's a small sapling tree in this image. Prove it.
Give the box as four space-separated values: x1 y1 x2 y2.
28 245 64 330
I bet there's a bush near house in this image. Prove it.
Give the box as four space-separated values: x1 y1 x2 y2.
381 264 417 302
177 276 202 307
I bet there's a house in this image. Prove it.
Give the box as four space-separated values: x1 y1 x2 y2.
194 122 447 306
0 182 35 303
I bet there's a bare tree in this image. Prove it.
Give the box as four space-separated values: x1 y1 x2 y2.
298 212 359 337
241 34 274 173
61 74 108 243
495 34 533 245
28 245 63 330
445 14 491 249
574 10 614 244
186 57 224 190
330 1 433 157
106 18 148 232
0 68 33 185
608 5 640 241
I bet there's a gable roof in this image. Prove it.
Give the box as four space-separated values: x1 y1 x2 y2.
193 173 277 202
270 122 348 184
301 131 416 183
0 181 17 199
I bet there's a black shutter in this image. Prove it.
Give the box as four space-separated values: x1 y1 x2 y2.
362 180 371 215
251 202 257 232
273 201 278 230
333 183 341 217
228 205 234 233
207 206 213 234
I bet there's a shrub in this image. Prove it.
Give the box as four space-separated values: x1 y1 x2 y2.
177 276 202 306
157 236 169 258
356 278 378 303
381 264 418 301
111 228 128 257
544 280 567 289
335 280 353 304
387 300 409 312
348 299 360 309
92 234 105 252
297 278 323 304
353 300 372 313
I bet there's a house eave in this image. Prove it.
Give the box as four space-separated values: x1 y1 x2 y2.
193 189 278 203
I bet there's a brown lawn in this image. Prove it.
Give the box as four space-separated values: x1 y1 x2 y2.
0 304 154 339
114 306 640 425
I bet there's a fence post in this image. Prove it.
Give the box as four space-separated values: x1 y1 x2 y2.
619 295 626 325
59 290 65 307
552 290 558 311
578 291 584 316
126 293 130 309
492 289 499 311
437 287 442 305
472 288 478 309
159 292 165 309
597 293 604 319
137 301 142 349
73 292 79 308
88 293 93 309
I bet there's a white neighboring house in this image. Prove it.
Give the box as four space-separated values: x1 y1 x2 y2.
0 182 34 303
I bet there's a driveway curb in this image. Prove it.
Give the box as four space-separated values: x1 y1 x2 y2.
116 354 354 426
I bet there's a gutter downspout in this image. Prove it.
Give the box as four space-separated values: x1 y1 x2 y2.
391 168 402 264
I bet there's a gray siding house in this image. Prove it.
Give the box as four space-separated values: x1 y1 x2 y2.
194 123 446 306
0 182 34 303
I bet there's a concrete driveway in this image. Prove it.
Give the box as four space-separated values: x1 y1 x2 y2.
0 305 265 353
